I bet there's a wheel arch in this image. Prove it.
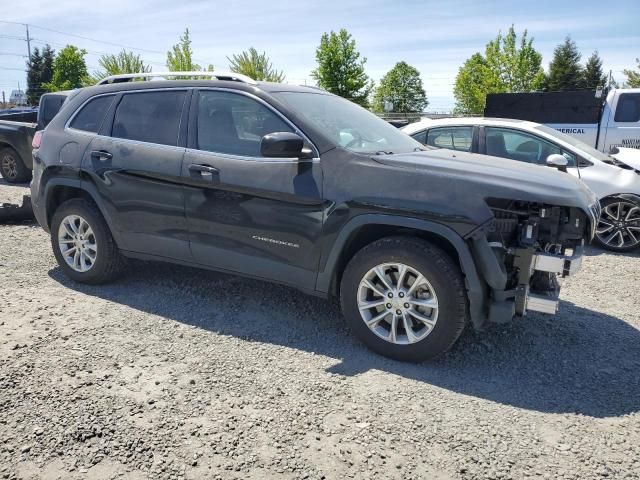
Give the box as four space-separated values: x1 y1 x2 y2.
43 178 122 247
600 193 640 205
316 214 486 327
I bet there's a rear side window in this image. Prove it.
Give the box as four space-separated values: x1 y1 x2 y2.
614 94 640 123
112 91 186 146
426 127 473 151
69 95 114 133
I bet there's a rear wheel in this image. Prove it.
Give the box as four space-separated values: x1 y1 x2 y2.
50 198 125 284
0 146 31 184
340 237 468 362
595 197 640 252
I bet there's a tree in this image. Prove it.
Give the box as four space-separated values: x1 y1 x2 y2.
372 61 427 113
167 28 201 71
582 51 608 89
91 50 150 83
42 45 88 92
26 45 55 105
453 26 544 114
311 29 372 107
227 47 284 82
26 47 43 105
623 58 640 88
547 36 584 91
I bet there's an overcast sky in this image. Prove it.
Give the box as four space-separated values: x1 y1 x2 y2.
1 0 638 110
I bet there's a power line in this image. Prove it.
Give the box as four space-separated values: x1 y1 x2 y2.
0 19 164 54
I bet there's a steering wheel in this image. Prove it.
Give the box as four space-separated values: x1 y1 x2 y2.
345 130 363 149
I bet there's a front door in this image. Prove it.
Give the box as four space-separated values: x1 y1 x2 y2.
82 89 191 260
182 89 326 290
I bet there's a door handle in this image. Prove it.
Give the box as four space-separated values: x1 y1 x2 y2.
189 164 219 181
90 150 113 161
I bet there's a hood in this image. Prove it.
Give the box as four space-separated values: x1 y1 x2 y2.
373 148 598 211
610 147 640 173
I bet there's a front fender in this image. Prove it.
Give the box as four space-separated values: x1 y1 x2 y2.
315 214 488 328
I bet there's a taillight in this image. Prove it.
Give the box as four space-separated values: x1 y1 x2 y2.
32 130 43 149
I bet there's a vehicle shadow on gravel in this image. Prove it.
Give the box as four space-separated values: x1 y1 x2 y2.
584 245 640 258
49 261 640 419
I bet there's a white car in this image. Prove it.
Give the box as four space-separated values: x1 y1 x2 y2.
403 117 640 252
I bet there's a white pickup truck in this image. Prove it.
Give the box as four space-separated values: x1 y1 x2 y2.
485 89 640 155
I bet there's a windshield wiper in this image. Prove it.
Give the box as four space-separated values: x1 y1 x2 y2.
373 150 394 155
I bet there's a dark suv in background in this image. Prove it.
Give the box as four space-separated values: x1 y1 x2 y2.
32 72 597 362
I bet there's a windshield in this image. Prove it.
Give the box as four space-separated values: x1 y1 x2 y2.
533 124 611 162
272 91 424 154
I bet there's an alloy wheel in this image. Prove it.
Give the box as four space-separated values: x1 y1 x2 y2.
57 215 98 272
357 262 439 345
1 153 18 180
596 200 640 250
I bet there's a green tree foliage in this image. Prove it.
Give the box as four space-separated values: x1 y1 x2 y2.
167 28 201 71
91 50 150 83
227 47 284 82
311 29 372 107
546 36 584 91
26 45 55 105
582 51 608 89
372 61 428 113
43 45 88 92
623 58 640 88
454 26 544 114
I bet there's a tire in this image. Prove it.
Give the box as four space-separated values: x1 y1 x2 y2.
340 236 468 362
594 197 640 252
50 198 125 284
0 146 32 184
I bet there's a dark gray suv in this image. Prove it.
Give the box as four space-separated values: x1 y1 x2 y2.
31 72 597 362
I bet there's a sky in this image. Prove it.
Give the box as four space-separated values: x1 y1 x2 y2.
1 0 638 111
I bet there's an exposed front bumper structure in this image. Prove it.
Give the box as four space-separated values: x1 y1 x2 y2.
514 242 584 316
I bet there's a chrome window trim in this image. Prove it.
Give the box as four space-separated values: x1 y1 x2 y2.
64 86 320 163
184 147 319 164
64 92 118 133
64 88 189 133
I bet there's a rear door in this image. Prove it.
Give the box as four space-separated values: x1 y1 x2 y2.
182 88 325 290
81 89 191 260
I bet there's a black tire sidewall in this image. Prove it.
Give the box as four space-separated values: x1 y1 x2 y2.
341 239 467 362
595 198 640 252
0 147 31 184
50 199 115 284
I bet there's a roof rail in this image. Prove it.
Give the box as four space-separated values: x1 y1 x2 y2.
96 71 257 86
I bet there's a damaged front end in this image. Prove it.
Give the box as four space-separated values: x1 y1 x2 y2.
469 199 600 326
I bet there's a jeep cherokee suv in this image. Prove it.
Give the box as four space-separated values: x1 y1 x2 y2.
31 72 598 362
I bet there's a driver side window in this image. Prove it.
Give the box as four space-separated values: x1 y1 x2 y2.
196 90 293 157
484 127 575 165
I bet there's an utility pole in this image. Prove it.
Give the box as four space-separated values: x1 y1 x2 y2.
25 23 32 65
608 70 613 89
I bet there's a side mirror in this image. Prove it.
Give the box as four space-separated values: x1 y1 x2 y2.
546 154 568 172
261 132 307 158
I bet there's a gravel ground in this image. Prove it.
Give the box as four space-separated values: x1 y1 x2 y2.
1 186 640 479
0 179 31 206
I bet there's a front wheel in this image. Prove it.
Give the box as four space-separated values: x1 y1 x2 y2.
340 237 468 362
595 198 640 252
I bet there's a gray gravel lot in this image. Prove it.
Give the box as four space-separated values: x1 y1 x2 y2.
1 184 640 479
